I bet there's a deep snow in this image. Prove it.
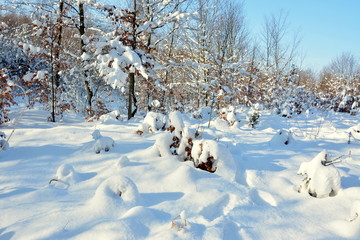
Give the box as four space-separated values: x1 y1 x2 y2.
0 107 359 240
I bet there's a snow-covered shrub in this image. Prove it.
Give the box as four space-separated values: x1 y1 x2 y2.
349 200 360 222
177 127 199 161
168 111 184 138
0 131 9 150
216 106 239 126
154 132 176 157
136 111 167 135
115 155 131 168
297 150 341 198
92 130 115 154
247 106 260 128
191 140 220 172
270 129 294 146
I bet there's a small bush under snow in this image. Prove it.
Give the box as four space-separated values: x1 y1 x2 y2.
191 140 220 172
92 130 115 154
297 150 341 198
168 111 185 138
270 129 294 146
217 106 240 126
136 111 167 135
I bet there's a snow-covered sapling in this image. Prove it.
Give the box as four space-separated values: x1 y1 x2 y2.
0 131 9 150
171 210 188 231
92 129 115 154
247 107 260 128
270 129 294 146
297 150 341 198
217 106 239 126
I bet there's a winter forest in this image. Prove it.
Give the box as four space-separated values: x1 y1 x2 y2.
1 0 360 239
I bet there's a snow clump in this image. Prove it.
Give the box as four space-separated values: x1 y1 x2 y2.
0 131 9 150
297 150 341 198
270 129 294 146
137 111 167 135
168 111 184 138
191 140 220 172
92 129 115 154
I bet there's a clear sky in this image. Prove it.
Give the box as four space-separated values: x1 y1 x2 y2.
243 0 360 72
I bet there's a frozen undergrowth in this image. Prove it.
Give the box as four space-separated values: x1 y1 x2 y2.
0 108 359 240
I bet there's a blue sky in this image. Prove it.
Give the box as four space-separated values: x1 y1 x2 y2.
243 0 360 71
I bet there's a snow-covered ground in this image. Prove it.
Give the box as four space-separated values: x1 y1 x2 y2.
0 108 359 240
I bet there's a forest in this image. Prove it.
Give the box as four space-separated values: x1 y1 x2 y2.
1 1 360 239
1 0 359 124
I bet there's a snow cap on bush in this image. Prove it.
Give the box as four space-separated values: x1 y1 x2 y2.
168 111 184 138
297 150 341 198
91 129 115 153
270 129 294 146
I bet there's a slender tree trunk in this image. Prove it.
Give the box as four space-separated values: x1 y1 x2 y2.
79 3 93 114
127 0 138 120
54 0 64 87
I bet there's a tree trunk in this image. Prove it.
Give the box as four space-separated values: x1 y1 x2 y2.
128 72 137 119
127 0 138 120
79 3 94 114
54 0 64 87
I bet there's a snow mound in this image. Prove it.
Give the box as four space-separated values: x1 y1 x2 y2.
90 176 140 216
349 200 360 222
270 129 294 146
115 155 131 168
297 150 341 198
164 165 198 193
55 164 80 185
92 129 115 154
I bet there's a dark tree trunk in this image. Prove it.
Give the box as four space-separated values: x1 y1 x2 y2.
79 3 94 114
54 0 64 87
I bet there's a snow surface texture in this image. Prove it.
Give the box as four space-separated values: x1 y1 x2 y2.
1 108 360 239
297 150 341 198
